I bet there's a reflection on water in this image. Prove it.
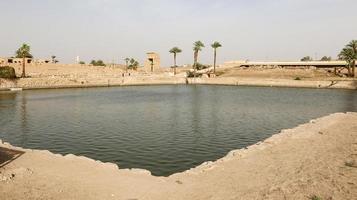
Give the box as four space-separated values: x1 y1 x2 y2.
0 85 356 176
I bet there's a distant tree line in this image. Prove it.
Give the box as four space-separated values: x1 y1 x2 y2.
300 56 331 61
299 40 356 77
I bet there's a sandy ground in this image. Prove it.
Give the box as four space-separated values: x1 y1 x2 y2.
0 64 357 90
0 112 356 200
218 66 335 79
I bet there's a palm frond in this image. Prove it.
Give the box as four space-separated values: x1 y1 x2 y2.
193 41 205 51
169 47 182 54
211 41 222 49
15 43 32 58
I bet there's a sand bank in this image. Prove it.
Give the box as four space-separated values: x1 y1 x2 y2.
1 113 356 199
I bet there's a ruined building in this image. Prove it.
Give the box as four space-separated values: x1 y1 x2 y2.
0 57 51 66
144 52 160 72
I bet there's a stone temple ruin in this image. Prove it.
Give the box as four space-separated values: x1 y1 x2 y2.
0 57 51 66
144 52 160 72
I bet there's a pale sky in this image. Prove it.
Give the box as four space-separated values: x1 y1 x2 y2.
1 0 356 66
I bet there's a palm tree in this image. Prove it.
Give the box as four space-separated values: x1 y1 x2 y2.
169 47 182 75
211 42 222 74
339 48 353 76
193 41 205 77
15 43 32 78
339 40 357 77
124 58 130 72
347 40 357 77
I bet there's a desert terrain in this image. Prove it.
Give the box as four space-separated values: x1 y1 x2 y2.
0 63 356 90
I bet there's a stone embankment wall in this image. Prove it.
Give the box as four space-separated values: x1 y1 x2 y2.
0 77 187 90
1 77 356 90
187 77 357 89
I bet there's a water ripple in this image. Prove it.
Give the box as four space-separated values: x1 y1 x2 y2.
0 85 356 176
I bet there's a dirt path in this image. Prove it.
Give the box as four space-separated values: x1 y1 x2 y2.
1 113 356 200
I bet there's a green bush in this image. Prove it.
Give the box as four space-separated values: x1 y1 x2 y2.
186 71 195 77
0 66 16 79
90 60 106 66
186 71 203 78
194 63 210 70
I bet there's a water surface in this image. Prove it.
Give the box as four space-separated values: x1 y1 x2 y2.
0 85 356 176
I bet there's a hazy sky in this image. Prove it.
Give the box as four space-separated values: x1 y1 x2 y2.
1 0 356 66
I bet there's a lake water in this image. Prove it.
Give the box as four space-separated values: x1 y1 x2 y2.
0 85 356 176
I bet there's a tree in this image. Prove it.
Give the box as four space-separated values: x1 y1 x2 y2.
211 42 222 74
124 58 130 72
90 60 106 66
193 41 205 77
347 40 357 77
169 47 182 75
96 60 105 66
320 56 332 61
339 40 357 77
339 48 353 76
15 43 32 78
301 56 313 61
79 61 85 65
128 58 139 70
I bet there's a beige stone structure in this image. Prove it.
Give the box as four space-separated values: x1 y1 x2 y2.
0 57 5 65
0 57 51 66
224 60 355 68
144 52 160 72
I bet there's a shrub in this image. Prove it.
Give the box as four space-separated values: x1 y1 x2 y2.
194 62 210 70
301 56 313 61
90 60 106 66
294 77 301 80
186 71 195 77
309 195 322 200
320 56 332 61
186 71 203 78
0 66 16 79
79 61 85 65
